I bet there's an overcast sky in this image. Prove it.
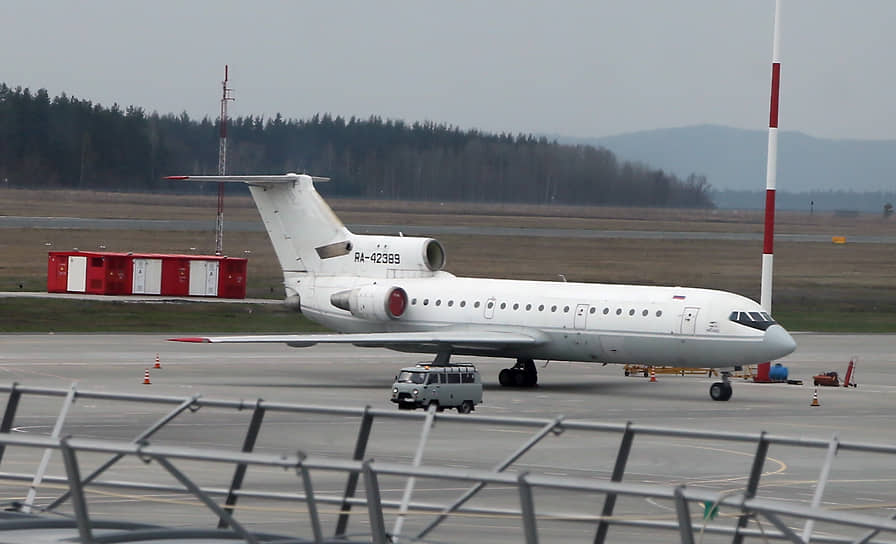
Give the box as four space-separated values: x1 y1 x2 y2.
2 1 893 141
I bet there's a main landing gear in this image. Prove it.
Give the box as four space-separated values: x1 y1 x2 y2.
709 371 733 401
498 358 538 387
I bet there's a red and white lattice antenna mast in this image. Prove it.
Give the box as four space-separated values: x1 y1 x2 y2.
216 65 234 255
761 0 782 312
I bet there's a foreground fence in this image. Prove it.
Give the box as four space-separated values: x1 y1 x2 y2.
0 382 894 543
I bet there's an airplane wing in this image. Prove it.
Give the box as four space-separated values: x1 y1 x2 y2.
171 329 546 351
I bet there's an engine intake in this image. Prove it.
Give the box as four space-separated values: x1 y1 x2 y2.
331 285 408 320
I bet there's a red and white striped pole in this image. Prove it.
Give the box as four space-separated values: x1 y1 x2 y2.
761 0 782 313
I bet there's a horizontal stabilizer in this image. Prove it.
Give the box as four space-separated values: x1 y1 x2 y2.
165 173 330 183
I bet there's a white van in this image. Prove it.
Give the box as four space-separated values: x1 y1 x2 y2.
391 363 483 413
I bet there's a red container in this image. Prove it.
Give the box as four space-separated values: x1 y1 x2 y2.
218 258 248 299
161 258 190 296
47 254 69 293
47 251 248 299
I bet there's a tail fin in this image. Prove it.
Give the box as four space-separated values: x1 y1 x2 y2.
166 173 350 274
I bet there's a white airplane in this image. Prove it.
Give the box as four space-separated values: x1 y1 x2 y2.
167 173 795 401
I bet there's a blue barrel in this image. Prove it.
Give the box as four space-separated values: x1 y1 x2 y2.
769 363 788 381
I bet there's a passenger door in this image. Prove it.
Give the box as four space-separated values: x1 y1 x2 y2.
680 307 700 335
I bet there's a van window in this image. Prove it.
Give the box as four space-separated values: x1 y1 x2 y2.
427 373 440 385
462 373 475 383
397 371 426 384
447 373 461 384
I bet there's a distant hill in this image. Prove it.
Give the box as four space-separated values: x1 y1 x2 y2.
561 125 896 194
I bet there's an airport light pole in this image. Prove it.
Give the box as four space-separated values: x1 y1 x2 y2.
761 0 782 313
216 65 234 256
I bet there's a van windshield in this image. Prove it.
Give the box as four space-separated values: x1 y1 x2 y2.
396 371 426 384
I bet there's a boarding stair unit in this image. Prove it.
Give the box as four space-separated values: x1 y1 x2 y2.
0 383 894 543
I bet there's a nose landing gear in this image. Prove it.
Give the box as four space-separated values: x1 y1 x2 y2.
710 371 733 401
498 358 538 387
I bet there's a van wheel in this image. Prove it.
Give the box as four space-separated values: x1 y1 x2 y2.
457 401 473 414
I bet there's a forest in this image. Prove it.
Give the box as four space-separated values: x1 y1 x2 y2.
0 84 713 207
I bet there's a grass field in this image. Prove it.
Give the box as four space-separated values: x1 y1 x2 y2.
2 187 894 332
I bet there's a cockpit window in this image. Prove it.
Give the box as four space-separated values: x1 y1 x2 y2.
729 311 777 331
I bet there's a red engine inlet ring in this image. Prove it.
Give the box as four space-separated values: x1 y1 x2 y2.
388 287 408 318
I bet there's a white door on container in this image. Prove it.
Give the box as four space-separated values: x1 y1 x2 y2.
66 256 87 292
143 259 162 294
133 259 147 293
188 261 206 295
134 259 162 294
205 261 219 296
189 260 219 296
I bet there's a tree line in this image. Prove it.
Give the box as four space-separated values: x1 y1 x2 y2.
0 84 713 207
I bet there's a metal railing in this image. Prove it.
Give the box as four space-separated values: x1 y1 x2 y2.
0 382 894 543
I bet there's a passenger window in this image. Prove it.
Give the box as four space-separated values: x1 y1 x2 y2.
629 309 635 316
603 308 609 315
460 301 466 308
447 300 453 307
486 301 493 309
411 298 417 305
616 308 622 315
513 303 519 310
526 304 532 311
435 300 441 306
500 302 507 309
462 373 474 383
656 310 663 317
563 306 570 313
423 299 429 306
590 307 596 314
551 305 557 312
642 309 648 316
538 304 544 311
447 373 460 384
476 301 482 308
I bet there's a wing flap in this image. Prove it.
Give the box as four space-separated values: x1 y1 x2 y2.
170 329 545 349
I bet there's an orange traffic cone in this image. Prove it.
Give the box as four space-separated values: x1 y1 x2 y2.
811 388 820 407
649 367 657 382
143 369 152 385
153 353 161 369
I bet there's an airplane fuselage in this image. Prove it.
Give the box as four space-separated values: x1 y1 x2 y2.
294 273 793 368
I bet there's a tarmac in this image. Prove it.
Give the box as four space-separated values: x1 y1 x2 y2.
0 332 893 542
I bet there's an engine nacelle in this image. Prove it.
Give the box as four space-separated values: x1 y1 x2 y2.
315 234 445 278
330 285 408 320
283 293 302 313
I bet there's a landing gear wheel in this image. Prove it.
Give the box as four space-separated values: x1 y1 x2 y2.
457 401 474 414
498 359 538 387
709 382 733 401
499 369 512 386
499 359 538 387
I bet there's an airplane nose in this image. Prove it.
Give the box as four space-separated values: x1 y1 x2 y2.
763 324 797 358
